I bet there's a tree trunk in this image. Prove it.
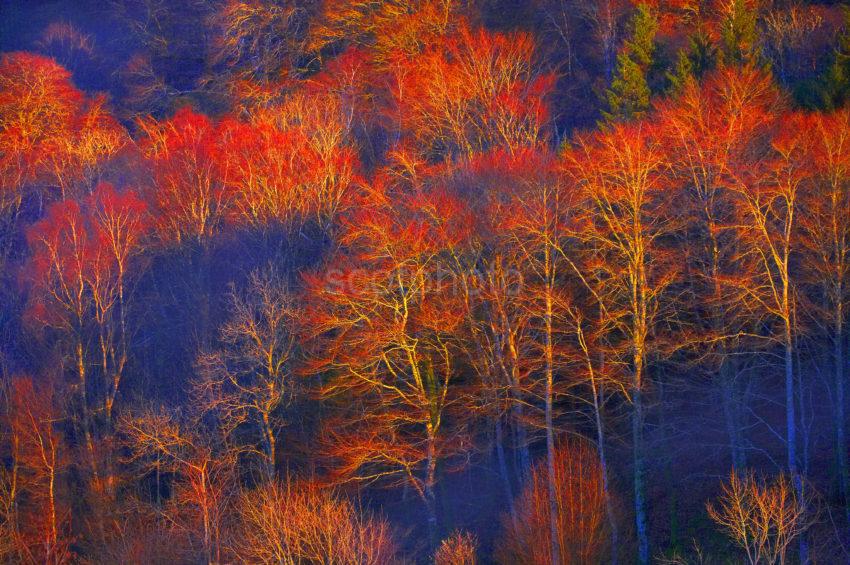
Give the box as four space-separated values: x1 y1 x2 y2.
590 367 618 564
785 318 807 564
633 254 650 564
712 232 746 471
9 430 19 539
262 412 276 480
721 358 747 471
424 424 439 552
425 438 439 551
511 394 531 478
633 378 649 565
76 339 100 490
495 417 517 528
47 458 57 561
544 286 561 565
200 469 213 565
505 329 531 476
113 268 127 424
834 302 849 524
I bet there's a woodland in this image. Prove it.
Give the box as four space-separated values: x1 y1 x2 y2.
3 0 850 563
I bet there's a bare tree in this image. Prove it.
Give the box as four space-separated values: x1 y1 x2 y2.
708 470 813 565
563 121 678 565
435 530 478 565
228 479 399 564
121 408 236 565
195 268 299 479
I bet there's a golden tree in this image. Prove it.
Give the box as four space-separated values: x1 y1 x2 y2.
304 172 473 547
799 109 850 523
228 479 398 564
657 66 783 472
435 530 478 565
121 408 236 564
1 376 72 565
707 470 812 565
563 120 678 564
390 23 550 161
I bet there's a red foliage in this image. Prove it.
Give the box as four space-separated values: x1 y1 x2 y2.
89 182 149 265
23 184 148 432
24 184 149 332
220 106 359 229
24 199 91 330
138 107 234 244
0 53 83 203
139 101 359 240
303 173 474 534
388 21 551 161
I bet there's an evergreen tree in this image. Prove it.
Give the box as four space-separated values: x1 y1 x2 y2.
666 30 716 97
602 3 658 123
816 7 850 110
666 49 694 97
604 52 652 121
628 3 656 69
719 0 760 67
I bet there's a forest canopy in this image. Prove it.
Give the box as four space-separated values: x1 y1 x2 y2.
2 0 850 563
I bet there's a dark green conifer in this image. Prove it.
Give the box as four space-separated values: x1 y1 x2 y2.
817 7 850 110
667 30 716 96
719 0 760 67
602 3 657 123
666 48 694 96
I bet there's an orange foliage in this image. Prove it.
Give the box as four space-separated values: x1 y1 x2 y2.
0 53 124 207
228 479 398 563
562 120 678 375
655 65 783 355
389 22 552 161
2 377 72 565
0 53 83 185
658 65 782 190
4 4 850 564
495 441 609 564
309 0 460 62
304 174 473 537
799 109 850 334
435 530 478 565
